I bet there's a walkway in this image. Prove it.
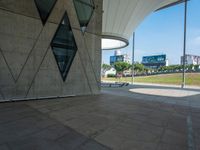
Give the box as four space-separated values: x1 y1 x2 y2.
0 85 200 150
102 84 200 108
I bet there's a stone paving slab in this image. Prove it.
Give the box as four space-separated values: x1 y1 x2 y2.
102 84 200 108
0 90 200 150
25 93 199 150
0 102 111 150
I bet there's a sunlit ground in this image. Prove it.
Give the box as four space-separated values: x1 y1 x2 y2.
129 88 200 97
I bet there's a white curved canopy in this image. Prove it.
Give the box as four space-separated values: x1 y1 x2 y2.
102 0 182 50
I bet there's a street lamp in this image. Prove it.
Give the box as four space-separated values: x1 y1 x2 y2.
181 0 188 88
131 32 135 84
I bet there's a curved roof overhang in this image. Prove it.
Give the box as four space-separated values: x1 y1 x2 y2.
102 0 185 50
101 35 129 50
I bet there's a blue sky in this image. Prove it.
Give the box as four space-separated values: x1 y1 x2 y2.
102 0 200 65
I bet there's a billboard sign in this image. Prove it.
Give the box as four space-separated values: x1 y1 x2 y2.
142 55 166 64
110 55 124 65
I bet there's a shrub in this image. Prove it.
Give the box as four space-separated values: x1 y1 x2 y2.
107 74 116 78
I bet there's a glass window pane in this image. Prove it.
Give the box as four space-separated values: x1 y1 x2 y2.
73 0 95 32
35 0 57 24
51 12 77 81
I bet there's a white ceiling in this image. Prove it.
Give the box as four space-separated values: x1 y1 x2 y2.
102 0 181 49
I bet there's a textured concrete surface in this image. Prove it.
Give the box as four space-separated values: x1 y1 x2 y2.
0 0 102 101
0 101 110 150
0 87 199 150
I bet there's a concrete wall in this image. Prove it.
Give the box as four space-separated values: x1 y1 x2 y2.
0 0 102 101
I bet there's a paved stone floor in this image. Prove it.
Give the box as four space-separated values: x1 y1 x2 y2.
0 85 200 150
103 84 200 108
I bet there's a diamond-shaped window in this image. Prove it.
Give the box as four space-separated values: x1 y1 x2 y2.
51 12 77 81
73 0 95 33
35 0 57 25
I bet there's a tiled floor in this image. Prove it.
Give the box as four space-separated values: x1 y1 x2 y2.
0 102 110 150
0 85 200 150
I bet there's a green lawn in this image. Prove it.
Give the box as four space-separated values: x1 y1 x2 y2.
102 73 200 86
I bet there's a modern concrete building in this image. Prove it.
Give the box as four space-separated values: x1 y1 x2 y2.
0 0 184 102
101 0 185 50
181 54 200 65
0 0 102 101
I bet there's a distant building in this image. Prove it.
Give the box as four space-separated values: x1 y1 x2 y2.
101 68 116 77
142 54 168 69
110 50 131 65
181 54 200 65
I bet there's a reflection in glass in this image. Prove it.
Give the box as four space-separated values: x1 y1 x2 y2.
51 12 77 81
73 0 95 32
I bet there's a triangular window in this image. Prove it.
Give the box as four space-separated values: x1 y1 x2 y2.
73 0 95 33
35 0 57 25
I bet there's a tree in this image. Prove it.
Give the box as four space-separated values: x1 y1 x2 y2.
144 68 150 74
114 62 131 75
133 63 144 73
102 64 111 71
101 64 111 77
194 65 200 71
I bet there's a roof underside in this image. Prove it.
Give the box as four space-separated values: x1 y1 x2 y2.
102 0 183 50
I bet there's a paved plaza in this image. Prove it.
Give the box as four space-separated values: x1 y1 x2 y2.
0 84 200 150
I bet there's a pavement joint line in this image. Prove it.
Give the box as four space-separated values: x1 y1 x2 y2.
187 115 195 150
155 114 170 150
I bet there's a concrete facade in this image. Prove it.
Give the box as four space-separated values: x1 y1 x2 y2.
0 0 102 101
